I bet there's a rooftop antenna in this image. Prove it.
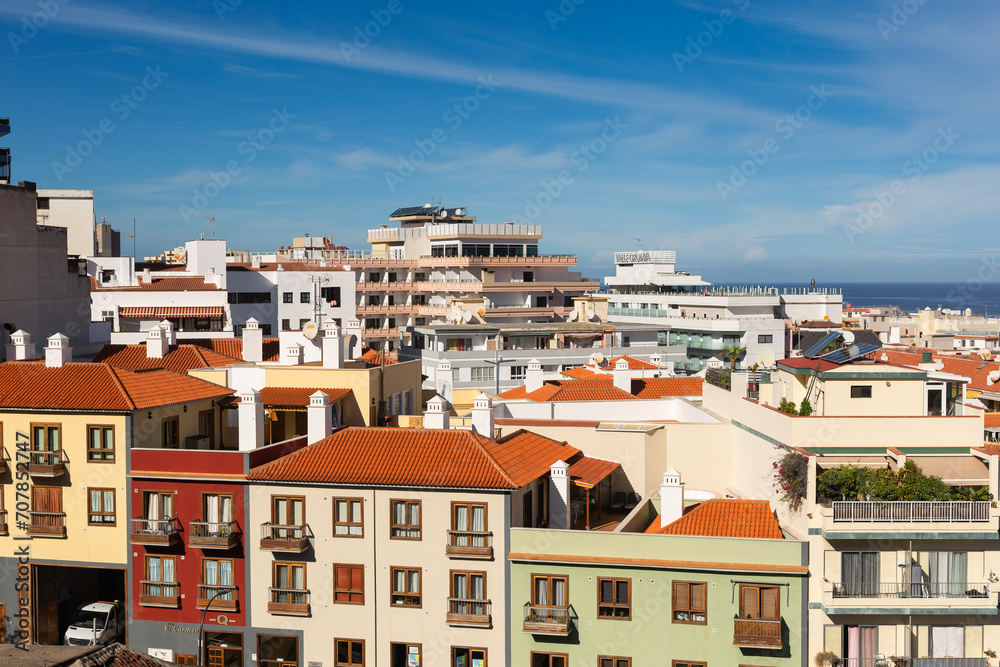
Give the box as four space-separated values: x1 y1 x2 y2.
125 218 136 260
204 215 216 239
634 238 643 249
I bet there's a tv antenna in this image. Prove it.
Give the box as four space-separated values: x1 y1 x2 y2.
204 215 216 239
634 238 643 249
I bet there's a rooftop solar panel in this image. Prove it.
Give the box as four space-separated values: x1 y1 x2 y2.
803 331 842 359
818 343 882 365
390 205 442 218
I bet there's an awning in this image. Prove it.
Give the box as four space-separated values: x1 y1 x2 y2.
569 456 621 489
119 306 225 318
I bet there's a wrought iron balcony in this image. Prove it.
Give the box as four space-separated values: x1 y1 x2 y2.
446 530 493 559
260 523 310 552
27 449 67 477
189 520 240 550
267 588 310 616
197 584 238 611
130 517 181 546
26 511 66 537
446 598 491 626
522 603 572 635
833 581 989 599
139 581 180 608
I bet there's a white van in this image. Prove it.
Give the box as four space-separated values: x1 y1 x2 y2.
63 601 123 646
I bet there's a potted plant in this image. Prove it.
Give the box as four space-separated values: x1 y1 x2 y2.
814 651 839 667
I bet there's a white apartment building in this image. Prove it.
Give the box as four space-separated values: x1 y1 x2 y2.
599 249 843 372
36 188 98 258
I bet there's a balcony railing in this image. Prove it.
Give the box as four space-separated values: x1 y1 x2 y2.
523 603 572 635
27 449 67 477
260 523 310 552
838 659 988 667
130 517 181 546
446 530 493 558
446 598 491 626
139 581 180 608
833 582 989 599
0 509 7 535
197 584 238 611
268 588 310 615
733 617 782 648
189 520 240 550
831 501 991 523
27 511 66 537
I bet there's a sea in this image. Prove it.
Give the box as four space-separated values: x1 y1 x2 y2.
769 282 1000 318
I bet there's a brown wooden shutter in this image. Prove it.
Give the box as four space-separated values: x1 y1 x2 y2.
742 585 760 618
691 582 707 612
761 586 780 620
673 582 689 610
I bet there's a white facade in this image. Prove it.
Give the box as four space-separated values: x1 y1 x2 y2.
36 189 96 257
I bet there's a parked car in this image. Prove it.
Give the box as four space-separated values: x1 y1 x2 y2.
63 601 124 647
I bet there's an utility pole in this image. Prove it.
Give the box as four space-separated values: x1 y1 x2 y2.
483 333 516 395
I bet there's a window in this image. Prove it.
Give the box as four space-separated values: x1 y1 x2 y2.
88 488 115 525
390 500 421 539
202 493 234 526
272 496 304 526
598 578 631 620
840 551 879 596
273 561 306 593
510 366 526 380
162 416 179 448
452 368 461 383
470 367 494 382
145 555 176 595
202 558 235 601
368 272 380 282
31 422 61 452
142 490 173 521
532 574 568 608
37 197 50 210
283 292 293 303
334 564 364 604
391 644 421 667
453 648 486 666
87 425 114 462
300 292 310 303
101 309 114 321
450 570 487 617
281 319 291 331
758 334 773 344
333 498 363 537
672 663 706 667
258 635 298 667
321 286 341 305
368 296 380 306
335 639 364 667
739 583 779 621
851 385 873 398
452 502 488 545
672 581 707 624
198 410 215 448
390 567 421 607
599 658 630 667
531 653 567 667
535 296 548 308
228 292 272 304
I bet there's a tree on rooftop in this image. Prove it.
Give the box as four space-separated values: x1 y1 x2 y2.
721 344 747 371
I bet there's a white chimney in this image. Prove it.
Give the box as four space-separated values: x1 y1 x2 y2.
423 394 450 429
322 320 344 369
650 353 662 367
5 330 35 361
660 468 685 529
44 333 72 368
436 359 453 403
471 392 494 437
526 359 544 393
251 256 262 269
242 318 263 362
238 390 265 451
142 267 152 284
307 391 333 445
282 343 303 366
146 325 169 358
548 460 571 529
346 319 364 359
613 358 631 393
158 320 176 346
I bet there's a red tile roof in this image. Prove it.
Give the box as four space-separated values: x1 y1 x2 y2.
633 377 703 399
93 343 243 373
878 350 1000 391
358 347 397 367
248 426 576 489
90 275 222 291
0 361 233 411
498 376 702 402
560 366 604 380
986 413 1000 428
119 306 225 318
237 387 352 407
568 456 620 488
186 338 282 363
648 499 782 539
606 354 660 370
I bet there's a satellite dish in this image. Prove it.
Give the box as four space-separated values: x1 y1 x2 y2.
423 203 432 208
440 210 448 217
454 208 463 216
758 348 776 367
568 310 579 322
980 350 992 361
841 330 856 345
592 353 605 364
462 311 473 323
585 308 596 321
989 370 1000 385
302 322 319 340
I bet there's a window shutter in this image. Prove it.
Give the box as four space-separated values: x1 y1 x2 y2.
742 586 760 618
673 582 689 610
691 583 707 611
761 586 780 620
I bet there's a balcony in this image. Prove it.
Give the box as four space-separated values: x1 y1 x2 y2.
26 511 66 537
267 588 310 616
446 598 491 627
733 617 782 649
839 660 988 667
130 517 182 546
189 521 240 550
832 501 991 523
260 523 310 552
446 530 493 559
823 580 997 611
0 509 7 535
833 582 989 599
522 603 572 636
27 449 67 477
196 584 239 612
139 581 180 608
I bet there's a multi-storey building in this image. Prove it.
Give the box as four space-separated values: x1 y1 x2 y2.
35 189 98 258
0 332 232 646
599 249 843 372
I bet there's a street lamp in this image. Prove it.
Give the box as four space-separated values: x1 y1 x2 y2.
483 333 516 396
196 586 234 666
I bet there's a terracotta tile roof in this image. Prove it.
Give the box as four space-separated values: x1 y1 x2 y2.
0 361 233 411
879 350 1000 390
650 499 783 539
986 413 1000 428
606 354 660 370
358 347 397 366
979 444 1000 456
560 366 604 380
90 275 222 291
248 426 575 489
633 377 703 398
186 338 282 362
548 386 636 402
497 377 702 402
77 643 176 667
93 344 243 373
796 320 841 329
235 387 352 407
119 306 225 318
568 455 620 488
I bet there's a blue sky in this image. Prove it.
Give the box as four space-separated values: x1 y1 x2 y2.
2 0 998 283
